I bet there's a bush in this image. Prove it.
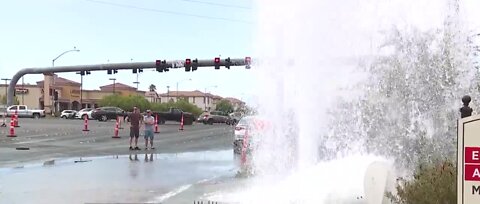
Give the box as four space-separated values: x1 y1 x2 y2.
174 99 203 117
99 95 203 117
386 159 456 204
216 99 234 113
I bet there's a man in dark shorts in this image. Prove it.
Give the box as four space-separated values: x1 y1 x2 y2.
129 107 143 150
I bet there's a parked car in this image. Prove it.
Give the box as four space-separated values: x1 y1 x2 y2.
198 111 230 125
151 108 194 125
226 112 243 125
91 106 128 121
75 108 94 120
6 105 45 119
60 110 77 119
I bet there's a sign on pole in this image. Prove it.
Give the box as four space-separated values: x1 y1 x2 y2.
458 114 480 204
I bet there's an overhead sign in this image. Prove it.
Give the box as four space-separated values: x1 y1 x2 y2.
458 114 480 204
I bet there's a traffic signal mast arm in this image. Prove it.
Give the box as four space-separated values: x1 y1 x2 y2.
6 57 252 106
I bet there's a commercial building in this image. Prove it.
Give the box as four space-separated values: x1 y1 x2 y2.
1 74 244 113
0 74 145 111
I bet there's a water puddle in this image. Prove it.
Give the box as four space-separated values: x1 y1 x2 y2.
0 150 236 204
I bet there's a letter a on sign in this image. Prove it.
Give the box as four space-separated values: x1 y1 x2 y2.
474 169 480 178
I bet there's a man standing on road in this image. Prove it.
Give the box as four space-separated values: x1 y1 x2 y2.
129 107 143 150
143 110 156 150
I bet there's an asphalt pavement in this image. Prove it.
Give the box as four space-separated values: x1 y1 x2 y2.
0 118 244 204
0 118 234 168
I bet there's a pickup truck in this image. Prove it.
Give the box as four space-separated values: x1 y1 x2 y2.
151 108 194 125
6 105 46 119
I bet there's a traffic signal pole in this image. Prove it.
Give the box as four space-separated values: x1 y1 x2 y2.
6 57 251 106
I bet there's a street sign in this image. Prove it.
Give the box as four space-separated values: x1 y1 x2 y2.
458 114 480 204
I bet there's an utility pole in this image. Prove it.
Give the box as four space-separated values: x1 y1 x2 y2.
21 77 24 105
109 78 116 95
167 86 170 102
1 78 11 127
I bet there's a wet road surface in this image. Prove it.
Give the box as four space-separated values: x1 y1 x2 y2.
0 118 234 167
0 150 237 204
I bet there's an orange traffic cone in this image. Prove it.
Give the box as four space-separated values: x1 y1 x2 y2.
14 109 19 128
118 116 124 129
240 128 250 165
8 119 16 137
154 114 160 134
179 113 184 131
112 117 121 138
82 115 90 132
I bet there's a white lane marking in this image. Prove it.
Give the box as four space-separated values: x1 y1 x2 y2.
154 184 193 202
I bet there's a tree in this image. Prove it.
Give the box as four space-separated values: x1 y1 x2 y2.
0 95 19 105
99 94 150 112
149 84 156 92
216 99 234 113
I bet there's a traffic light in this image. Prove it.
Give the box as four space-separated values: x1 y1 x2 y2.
162 60 169 72
113 69 118 74
86 71 91 75
214 57 220 70
185 58 191 72
245 57 251 69
225 57 231 69
139 69 143 73
133 69 137 74
80 71 85 76
155 60 169 72
192 58 198 71
107 69 112 75
156 60 163 72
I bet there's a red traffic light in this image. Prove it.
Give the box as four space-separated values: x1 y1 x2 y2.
245 57 251 65
185 58 191 65
214 57 220 63
156 60 161 66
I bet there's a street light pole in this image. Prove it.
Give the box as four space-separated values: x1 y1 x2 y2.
51 47 80 115
109 78 116 95
167 86 170 101
21 77 24 105
176 78 192 100
2 78 11 104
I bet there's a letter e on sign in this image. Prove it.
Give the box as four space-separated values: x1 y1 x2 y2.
465 147 480 163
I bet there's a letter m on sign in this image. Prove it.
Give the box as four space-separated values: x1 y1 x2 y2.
473 185 480 194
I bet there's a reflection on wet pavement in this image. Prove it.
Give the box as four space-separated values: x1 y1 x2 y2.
0 150 236 204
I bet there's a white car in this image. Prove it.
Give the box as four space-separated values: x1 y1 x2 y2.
60 110 77 119
75 108 94 120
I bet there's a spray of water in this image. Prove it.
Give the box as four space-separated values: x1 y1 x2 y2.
209 0 480 203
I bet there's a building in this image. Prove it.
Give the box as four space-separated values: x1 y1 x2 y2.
149 90 223 111
0 74 145 112
224 97 246 111
0 84 43 109
145 90 244 112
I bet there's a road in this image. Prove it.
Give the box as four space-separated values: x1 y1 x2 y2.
0 118 234 167
0 118 240 204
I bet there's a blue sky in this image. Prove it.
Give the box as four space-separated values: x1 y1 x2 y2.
0 0 255 101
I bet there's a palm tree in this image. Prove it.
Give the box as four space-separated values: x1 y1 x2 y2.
149 84 156 92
